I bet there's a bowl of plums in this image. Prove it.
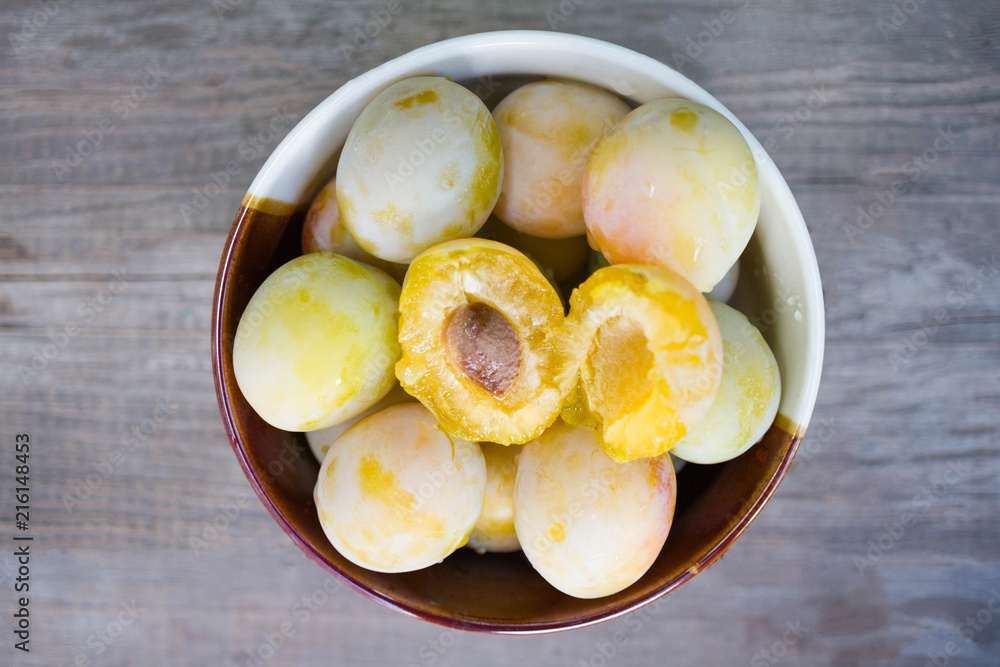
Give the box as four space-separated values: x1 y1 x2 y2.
212 30 824 632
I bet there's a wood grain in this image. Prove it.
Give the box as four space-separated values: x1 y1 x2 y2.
1 0 998 665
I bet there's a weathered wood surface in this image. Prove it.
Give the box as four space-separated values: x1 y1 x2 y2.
1 1 998 665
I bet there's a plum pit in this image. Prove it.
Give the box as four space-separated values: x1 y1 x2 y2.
443 302 522 397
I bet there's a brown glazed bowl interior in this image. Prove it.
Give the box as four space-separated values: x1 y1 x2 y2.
211 31 825 633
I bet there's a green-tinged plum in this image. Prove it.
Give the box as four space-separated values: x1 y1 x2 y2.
671 299 781 464
233 252 400 432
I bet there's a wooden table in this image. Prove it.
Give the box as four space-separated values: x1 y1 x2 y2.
2 1 998 665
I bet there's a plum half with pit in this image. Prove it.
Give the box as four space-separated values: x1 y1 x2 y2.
395 238 575 445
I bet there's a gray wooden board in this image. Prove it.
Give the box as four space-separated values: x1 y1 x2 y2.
1 0 998 665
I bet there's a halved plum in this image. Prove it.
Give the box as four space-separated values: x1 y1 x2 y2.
396 239 574 445
563 264 722 461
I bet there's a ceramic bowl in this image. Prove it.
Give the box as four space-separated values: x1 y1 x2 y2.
211 30 825 633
